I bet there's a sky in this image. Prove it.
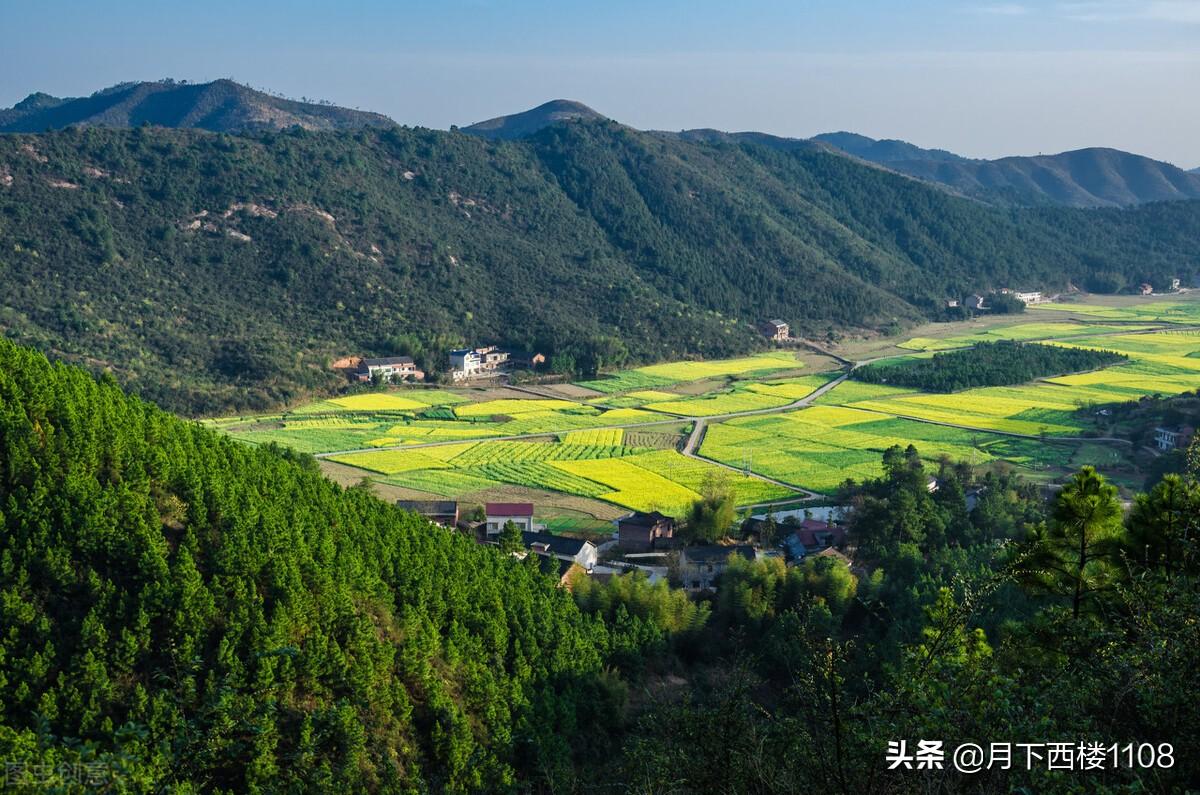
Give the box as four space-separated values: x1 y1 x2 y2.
1 0 1197 166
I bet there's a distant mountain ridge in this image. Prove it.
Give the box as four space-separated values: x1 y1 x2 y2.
811 131 966 164
807 133 1200 208
461 100 1200 208
462 99 607 140
0 79 396 133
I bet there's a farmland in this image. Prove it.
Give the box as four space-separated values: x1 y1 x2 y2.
326 436 791 515
700 405 1072 492
578 351 803 393
210 299 1200 518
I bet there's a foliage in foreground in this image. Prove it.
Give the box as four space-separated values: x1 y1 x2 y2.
0 339 625 792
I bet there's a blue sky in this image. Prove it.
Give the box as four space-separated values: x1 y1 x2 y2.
2 0 1197 165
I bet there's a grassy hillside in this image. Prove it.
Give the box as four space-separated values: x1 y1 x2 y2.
0 122 1197 414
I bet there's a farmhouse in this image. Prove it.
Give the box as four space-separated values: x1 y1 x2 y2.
679 545 760 592
1171 278 1182 291
509 351 546 370
396 500 459 527
759 319 789 341
449 345 547 380
617 510 675 552
485 502 535 535
1140 283 1154 295
449 347 506 380
781 519 847 561
355 356 424 383
1154 426 1195 452
522 531 598 571
965 294 988 311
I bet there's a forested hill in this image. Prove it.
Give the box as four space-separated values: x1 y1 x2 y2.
0 79 397 133
1 122 1198 414
0 339 620 790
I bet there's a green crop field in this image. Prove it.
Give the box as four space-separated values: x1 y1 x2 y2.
324 433 791 515
218 390 674 454
579 352 801 393
699 406 1074 493
835 330 1199 437
896 322 1155 352
643 390 792 416
1029 299 1200 324
215 321 1198 512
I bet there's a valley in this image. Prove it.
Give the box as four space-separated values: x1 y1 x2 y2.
209 294 1200 531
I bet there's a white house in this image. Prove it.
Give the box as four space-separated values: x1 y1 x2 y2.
485 502 535 535
355 356 424 382
449 346 511 381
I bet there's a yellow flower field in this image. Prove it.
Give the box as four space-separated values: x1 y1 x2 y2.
327 393 430 411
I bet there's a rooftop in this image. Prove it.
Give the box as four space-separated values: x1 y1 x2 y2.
487 502 534 516
522 531 593 557
681 544 757 564
619 510 673 527
360 356 414 367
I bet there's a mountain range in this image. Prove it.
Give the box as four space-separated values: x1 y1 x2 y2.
2 118 1197 414
2 81 1196 208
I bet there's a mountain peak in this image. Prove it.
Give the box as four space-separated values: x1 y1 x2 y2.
462 99 608 140
0 79 396 134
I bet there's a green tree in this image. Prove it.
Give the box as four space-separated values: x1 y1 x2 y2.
1125 474 1200 577
1023 467 1124 619
683 472 737 543
498 520 524 554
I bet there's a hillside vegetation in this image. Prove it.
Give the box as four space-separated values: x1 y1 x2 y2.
1 122 1198 413
854 340 1128 392
0 79 396 134
0 339 629 791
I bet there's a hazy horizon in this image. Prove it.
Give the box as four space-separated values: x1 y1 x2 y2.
2 0 1198 168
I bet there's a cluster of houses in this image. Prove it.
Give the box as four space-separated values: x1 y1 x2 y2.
348 344 546 385
1140 278 1184 296
396 498 853 593
954 289 1046 311
448 346 545 382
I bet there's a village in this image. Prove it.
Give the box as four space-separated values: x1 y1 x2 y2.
394 498 855 593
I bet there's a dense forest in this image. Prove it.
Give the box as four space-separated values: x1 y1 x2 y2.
0 339 634 791
853 340 1127 391
1 123 1198 414
2 340 1198 792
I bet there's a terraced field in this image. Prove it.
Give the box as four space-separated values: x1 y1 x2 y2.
217 391 670 454
326 437 790 514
